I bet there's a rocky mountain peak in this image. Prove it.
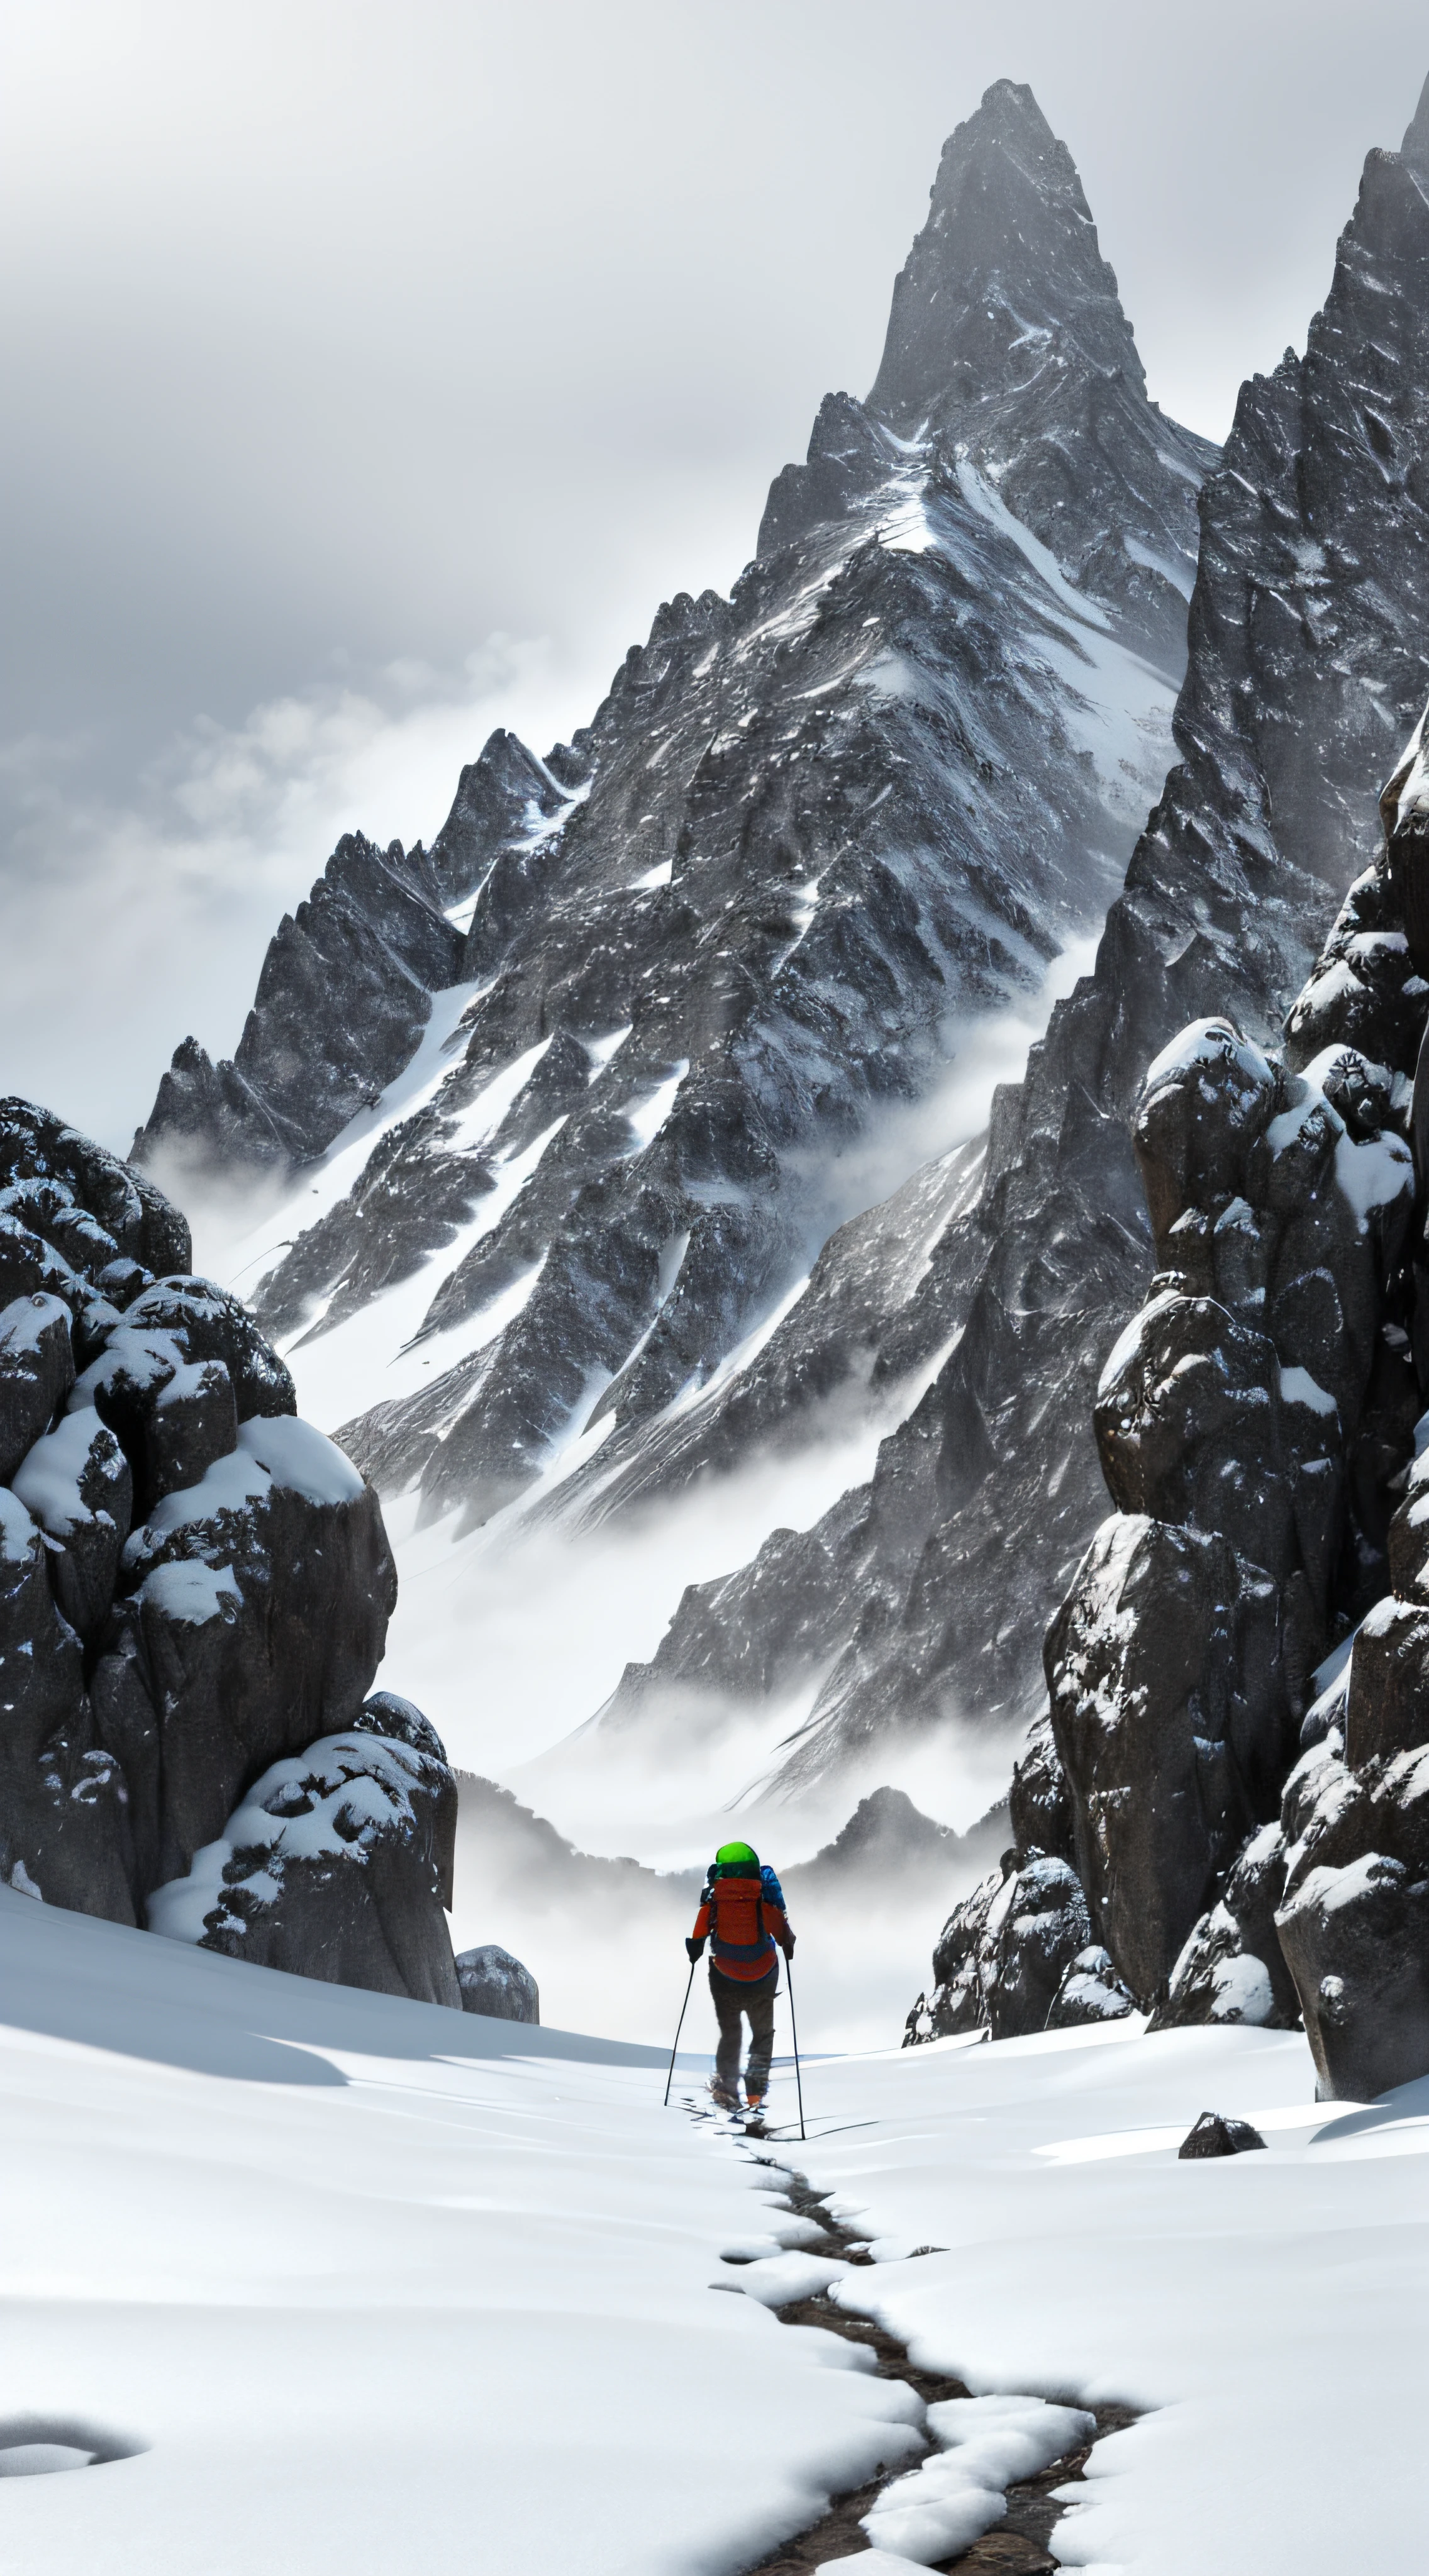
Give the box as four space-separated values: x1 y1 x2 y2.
868 78 1145 436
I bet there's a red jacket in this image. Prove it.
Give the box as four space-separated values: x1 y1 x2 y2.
692 1868 792 1982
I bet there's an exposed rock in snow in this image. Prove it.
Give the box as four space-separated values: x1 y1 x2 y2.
114 1411 399 1886
1047 1944 1135 2027
1177 2111 1267 2159
147 1721 462 2008
904 1843 1094 2045
0 1479 135 1924
981 1853 1093 2040
0 1098 459 2007
11 1406 132 1642
0 1293 75 1482
1047 1514 1270 2003
1152 1821 1299 2032
455 1943 540 2022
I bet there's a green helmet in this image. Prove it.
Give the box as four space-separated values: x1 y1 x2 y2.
714 1840 760 1873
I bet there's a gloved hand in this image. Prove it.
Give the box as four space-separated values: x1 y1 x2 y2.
686 1937 704 1963
783 1933 796 1958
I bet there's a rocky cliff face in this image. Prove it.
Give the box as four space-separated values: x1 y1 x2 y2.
909 689 1429 2095
619 72 1429 1797
0 1098 460 2006
133 81 1210 1546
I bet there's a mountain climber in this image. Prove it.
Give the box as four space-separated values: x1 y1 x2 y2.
686 1841 795 2112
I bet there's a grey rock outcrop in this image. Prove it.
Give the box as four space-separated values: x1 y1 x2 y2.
1047 1946 1135 2028
904 1843 1091 2045
1152 1821 1299 2031
113 1414 399 1886
0 1483 135 1923
1276 1323 1429 2097
147 1717 462 2007
1047 1515 1271 2002
455 1944 540 2023
0 1294 76 1482
0 1097 459 2009
1177 2112 1266 2159
980 1855 1092 2041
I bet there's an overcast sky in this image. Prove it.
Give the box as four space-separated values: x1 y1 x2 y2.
4 0 1428 1146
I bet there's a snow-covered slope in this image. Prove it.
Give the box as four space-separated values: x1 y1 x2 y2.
6 1884 1429 2575
0 1889 921 2574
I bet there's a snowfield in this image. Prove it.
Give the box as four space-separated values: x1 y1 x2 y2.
4 1888 1426 2572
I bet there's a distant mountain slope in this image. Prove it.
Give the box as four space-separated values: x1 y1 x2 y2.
136 82 1211 1552
609 70 1429 1793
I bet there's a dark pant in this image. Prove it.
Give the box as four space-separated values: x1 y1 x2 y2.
710 1962 778 2095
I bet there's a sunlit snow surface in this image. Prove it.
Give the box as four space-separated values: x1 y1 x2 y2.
4 1890 1428 2575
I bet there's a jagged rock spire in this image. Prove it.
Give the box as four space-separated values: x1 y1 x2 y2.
868 79 1144 432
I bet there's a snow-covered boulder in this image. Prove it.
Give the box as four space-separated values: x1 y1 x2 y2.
1008 1711 1074 1865
148 1711 460 2008
904 1869 1000 2045
0 1292 75 1483
1047 1945 1135 2027
905 1848 1099 2044
981 1855 1091 2040
0 1485 135 1923
1132 1018 1281 1262
455 1945 540 2023
1152 1821 1299 2031
1275 1670 1429 2097
112 1413 398 1886
12 1406 132 1641
1045 1513 1266 2004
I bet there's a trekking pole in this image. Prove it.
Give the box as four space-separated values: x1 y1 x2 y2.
664 1960 697 2107
785 1954 806 2141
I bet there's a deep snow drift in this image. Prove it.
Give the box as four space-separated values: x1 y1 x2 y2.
3 1887 1426 2576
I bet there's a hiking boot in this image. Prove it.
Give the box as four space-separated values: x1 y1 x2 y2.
745 2087 765 2112
708 2078 740 2109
